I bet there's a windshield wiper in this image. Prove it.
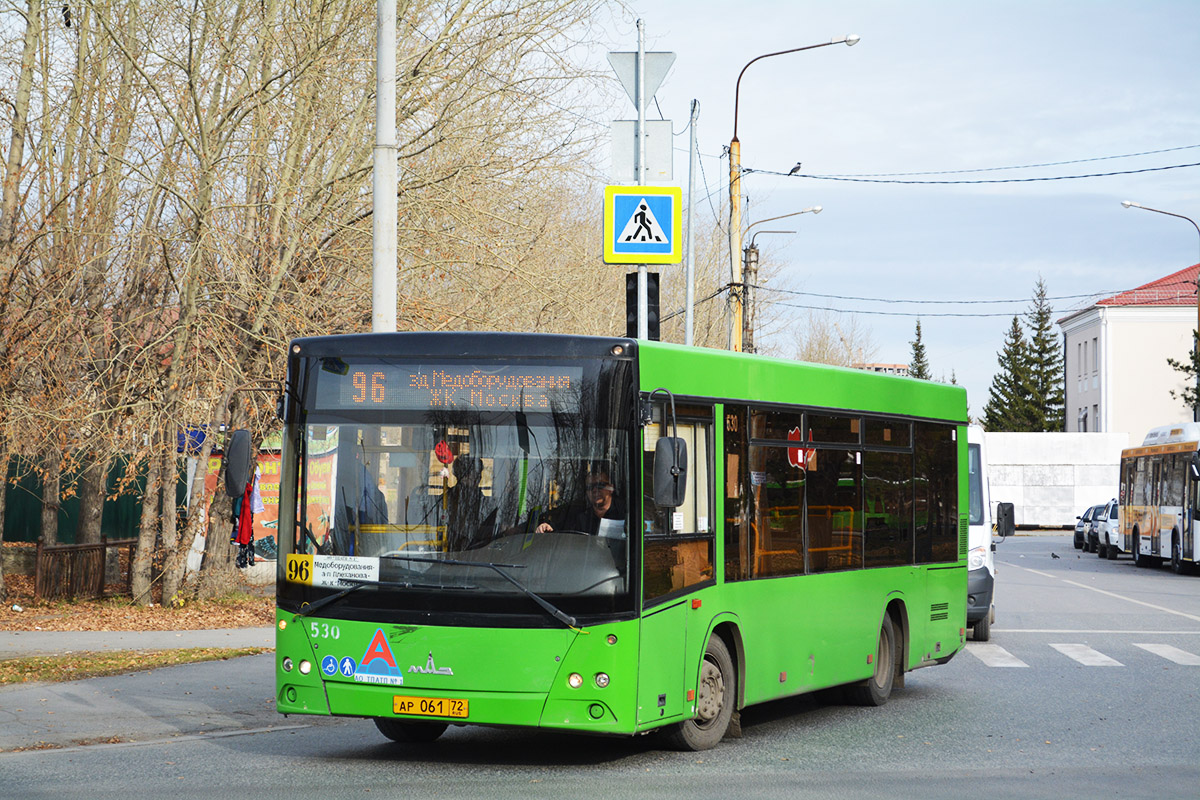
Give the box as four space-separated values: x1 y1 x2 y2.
294 577 476 618
385 555 578 628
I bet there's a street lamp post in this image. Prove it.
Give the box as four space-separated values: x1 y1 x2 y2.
741 207 823 352
729 36 858 352
1122 200 1200 421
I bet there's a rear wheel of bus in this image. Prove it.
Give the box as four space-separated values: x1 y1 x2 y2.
846 614 898 706
374 718 448 743
1171 532 1193 575
663 635 735 751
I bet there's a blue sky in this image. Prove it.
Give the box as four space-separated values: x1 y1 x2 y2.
592 0 1200 419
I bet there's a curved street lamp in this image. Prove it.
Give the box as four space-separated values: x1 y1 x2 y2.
1122 200 1200 420
741 206 823 353
729 37 857 352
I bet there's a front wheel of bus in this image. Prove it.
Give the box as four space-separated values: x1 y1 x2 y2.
847 614 897 707
663 636 735 751
374 718 448 743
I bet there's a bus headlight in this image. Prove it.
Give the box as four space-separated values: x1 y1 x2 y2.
968 546 987 570
568 673 584 689
299 660 312 675
594 673 610 688
282 657 294 672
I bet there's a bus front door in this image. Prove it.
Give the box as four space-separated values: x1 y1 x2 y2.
636 600 686 727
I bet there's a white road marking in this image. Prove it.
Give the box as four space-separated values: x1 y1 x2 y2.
1132 643 1200 665
1050 643 1123 666
965 644 1029 667
1001 561 1200 624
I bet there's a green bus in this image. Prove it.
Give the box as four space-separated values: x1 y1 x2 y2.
273 332 968 750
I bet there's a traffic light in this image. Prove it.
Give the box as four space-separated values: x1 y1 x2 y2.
625 272 660 341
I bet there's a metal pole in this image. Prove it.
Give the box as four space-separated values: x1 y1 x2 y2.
686 99 698 346
1122 201 1200 421
743 244 758 353
372 0 397 333
729 138 742 351
636 19 648 340
728 36 858 352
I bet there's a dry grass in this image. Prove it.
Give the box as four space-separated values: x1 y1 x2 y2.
0 647 270 686
0 572 275 632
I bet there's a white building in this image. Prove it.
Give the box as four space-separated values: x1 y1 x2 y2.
1057 264 1197 445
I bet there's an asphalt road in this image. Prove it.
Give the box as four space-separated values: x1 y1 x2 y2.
1 531 1197 799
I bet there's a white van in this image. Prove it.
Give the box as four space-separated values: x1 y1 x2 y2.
967 426 996 641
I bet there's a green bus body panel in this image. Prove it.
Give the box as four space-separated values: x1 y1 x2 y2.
636 340 968 422
275 611 647 733
276 337 969 737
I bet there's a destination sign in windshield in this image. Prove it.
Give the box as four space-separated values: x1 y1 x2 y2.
314 362 583 412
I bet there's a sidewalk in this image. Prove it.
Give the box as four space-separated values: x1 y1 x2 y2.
0 627 275 659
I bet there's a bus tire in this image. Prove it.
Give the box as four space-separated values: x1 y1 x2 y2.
1171 533 1191 575
972 613 991 642
847 614 897 707
373 718 448 743
1132 531 1147 568
662 635 735 751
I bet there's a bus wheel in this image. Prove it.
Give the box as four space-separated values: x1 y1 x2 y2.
374 718 448 743
1132 532 1146 568
847 614 897 707
663 636 735 751
1171 534 1191 575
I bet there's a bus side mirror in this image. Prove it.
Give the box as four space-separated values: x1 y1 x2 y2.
654 437 688 508
996 502 1015 538
1190 452 1200 481
225 429 253 497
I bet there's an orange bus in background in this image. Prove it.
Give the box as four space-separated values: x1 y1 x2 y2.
1120 422 1200 574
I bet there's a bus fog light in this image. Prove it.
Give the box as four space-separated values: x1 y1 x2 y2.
299 660 312 675
606 634 618 645
594 673 610 688
278 619 288 631
568 672 584 689
282 657 294 672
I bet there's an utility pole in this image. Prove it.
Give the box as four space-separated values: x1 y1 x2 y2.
372 0 397 333
635 19 648 340
686 100 698 347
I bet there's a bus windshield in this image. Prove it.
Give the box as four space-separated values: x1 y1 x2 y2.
281 355 636 623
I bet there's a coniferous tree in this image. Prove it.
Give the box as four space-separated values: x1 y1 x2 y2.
909 320 931 380
1024 278 1065 430
982 316 1033 430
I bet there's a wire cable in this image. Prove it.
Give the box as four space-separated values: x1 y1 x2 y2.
747 162 1200 184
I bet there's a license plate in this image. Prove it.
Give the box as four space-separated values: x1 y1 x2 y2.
393 695 469 719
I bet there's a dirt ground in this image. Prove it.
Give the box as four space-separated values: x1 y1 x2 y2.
0 572 275 633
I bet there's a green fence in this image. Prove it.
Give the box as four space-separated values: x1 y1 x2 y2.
3 457 187 544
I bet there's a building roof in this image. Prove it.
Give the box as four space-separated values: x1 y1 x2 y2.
1097 264 1199 307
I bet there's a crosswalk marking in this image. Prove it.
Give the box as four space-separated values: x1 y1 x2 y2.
1050 643 1124 666
965 644 1029 668
1133 643 1200 665
967 642 1200 668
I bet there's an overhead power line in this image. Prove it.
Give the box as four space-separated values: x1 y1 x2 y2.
811 143 1200 178
749 161 1200 184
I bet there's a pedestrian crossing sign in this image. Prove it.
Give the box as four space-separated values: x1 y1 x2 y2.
603 185 683 264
